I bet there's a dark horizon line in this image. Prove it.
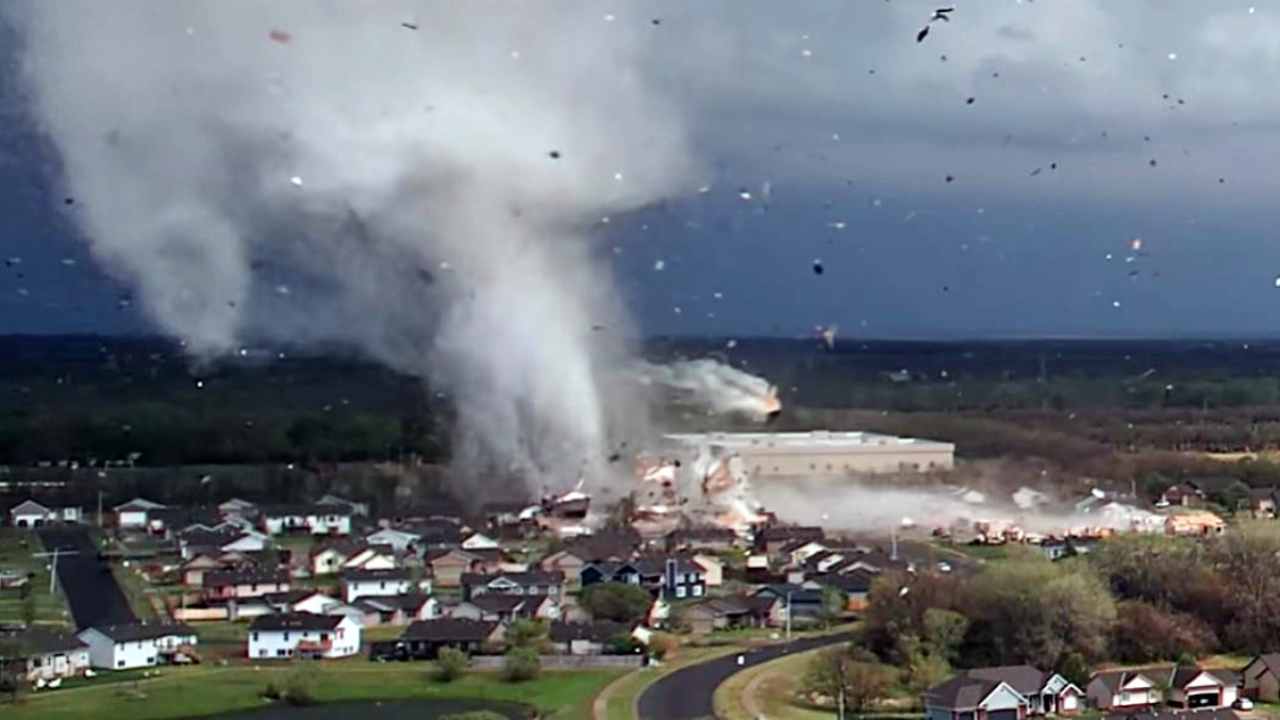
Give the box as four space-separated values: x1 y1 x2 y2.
3 330 1280 346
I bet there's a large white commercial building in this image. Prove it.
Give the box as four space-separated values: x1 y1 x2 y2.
664 430 955 478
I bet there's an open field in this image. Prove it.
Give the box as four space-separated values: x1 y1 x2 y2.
0 529 71 628
5 659 624 720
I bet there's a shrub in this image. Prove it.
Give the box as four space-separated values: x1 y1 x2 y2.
580 582 653 623
283 667 315 706
649 632 678 660
261 681 281 700
502 647 541 683
435 646 469 683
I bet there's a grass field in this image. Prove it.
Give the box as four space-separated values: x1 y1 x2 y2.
5 659 624 720
714 646 829 720
0 529 72 628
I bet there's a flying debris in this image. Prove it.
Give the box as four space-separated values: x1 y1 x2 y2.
827 221 847 230
812 259 825 275
1130 238 1143 252
63 197 75 206
268 29 292 44
966 97 975 105
819 325 838 350
548 150 561 159
400 22 419 30
737 188 752 200
916 7 953 43
4 257 20 268
1030 168 1043 176
289 175 304 187
653 259 666 272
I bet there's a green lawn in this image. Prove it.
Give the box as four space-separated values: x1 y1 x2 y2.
0 529 72 628
5 660 624 720
603 645 745 720
110 562 158 622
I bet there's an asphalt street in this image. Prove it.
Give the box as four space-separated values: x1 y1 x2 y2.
637 631 854 720
38 526 137 630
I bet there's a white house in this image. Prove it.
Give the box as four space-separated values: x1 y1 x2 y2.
343 546 398 571
306 505 352 536
218 498 258 518
291 591 342 615
248 613 361 660
9 500 81 528
341 568 428 602
77 623 198 670
365 527 421 553
1 629 91 682
114 498 166 529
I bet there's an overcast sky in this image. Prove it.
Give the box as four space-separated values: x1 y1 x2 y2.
3 1 1279 339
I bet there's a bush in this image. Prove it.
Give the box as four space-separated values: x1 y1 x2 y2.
283 667 315 706
580 582 653 623
502 647 541 683
435 646 469 683
261 681 281 700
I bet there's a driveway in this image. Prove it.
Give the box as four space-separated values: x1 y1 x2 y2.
38 526 137 630
637 631 853 720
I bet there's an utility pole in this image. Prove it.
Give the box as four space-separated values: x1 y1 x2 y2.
32 547 79 595
97 490 104 529
785 590 793 641
890 526 898 562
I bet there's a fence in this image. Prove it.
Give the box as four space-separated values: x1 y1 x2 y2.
469 655 644 670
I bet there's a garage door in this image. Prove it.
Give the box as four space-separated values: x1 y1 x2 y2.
989 709 1019 720
1188 693 1219 708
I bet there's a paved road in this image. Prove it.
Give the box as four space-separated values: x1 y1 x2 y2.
637 632 854 720
38 527 137 630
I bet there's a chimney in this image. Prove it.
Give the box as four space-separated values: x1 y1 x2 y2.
665 558 677 591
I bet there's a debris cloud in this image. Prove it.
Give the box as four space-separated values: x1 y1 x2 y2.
7 2 694 490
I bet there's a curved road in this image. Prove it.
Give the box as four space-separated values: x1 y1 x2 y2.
637 632 853 720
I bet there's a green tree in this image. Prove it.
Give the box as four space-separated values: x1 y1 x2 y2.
506 619 548 651
905 648 951 695
1058 652 1090 690
820 586 847 628
502 646 541 683
922 608 969 663
802 646 894 720
434 646 469 683
581 582 653 623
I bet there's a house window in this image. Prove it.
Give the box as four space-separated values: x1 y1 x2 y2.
277 649 288 657
676 585 686 598
284 632 290 641
252 632 259 641
321 633 329 642
258 649 267 657
117 660 125 668
693 585 703 597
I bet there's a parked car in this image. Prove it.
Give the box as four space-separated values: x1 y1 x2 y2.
1234 698 1254 711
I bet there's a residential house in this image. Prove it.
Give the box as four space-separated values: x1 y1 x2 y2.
1092 665 1239 710
548 621 629 655
341 568 428 602
290 590 341 615
1165 511 1226 537
579 558 705 599
426 548 482 588
259 504 352 536
1249 488 1279 518
540 548 589 591
1242 654 1280 702
683 596 782 635
390 593 439 623
365 527 422 553
180 552 259 587
924 674 1029 720
941 666 1083 716
248 613 361 659
755 525 824 554
343 544 398 571
1159 483 1201 507
399 619 503 659
666 526 737 553
461 570 565 602
413 517 465 549
1103 711 1240 720
451 595 527 623
811 569 876 612
1187 477 1251 509
691 554 724 588
1165 667 1239 709
0 628 90 682
203 569 291 600
306 503 352 535
217 498 258 520
310 539 363 576
753 584 824 618
77 623 198 670
114 498 165 529
178 528 267 560
316 494 368 517
9 499 81 528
